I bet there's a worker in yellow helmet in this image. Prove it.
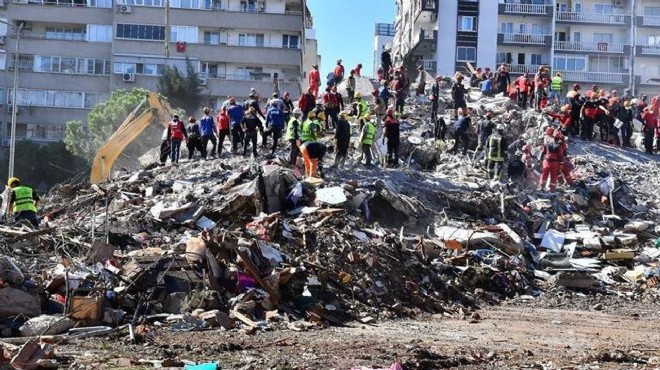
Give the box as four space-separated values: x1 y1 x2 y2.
359 113 377 166
7 177 40 228
355 92 369 120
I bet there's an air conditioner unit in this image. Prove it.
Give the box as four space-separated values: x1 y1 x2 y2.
7 105 19 114
119 4 132 13
0 36 5 45
122 73 135 82
613 0 624 7
198 77 208 86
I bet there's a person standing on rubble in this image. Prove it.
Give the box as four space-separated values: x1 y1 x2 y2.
333 59 345 86
265 105 285 155
323 86 343 131
381 48 392 80
641 108 657 155
282 91 294 123
354 63 363 78
227 98 245 154
547 105 573 136
515 72 532 109
242 107 263 158
300 111 319 144
415 65 426 97
451 74 468 119
539 127 561 191
567 84 583 136
481 76 494 97
555 130 574 185
473 112 494 162
199 107 217 158
286 108 303 165
185 116 204 160
450 114 471 156
380 83 393 109
617 100 634 147
160 127 170 165
360 113 377 166
550 72 563 106
534 67 550 112
298 88 316 120
308 64 321 98
299 140 327 178
486 124 507 180
355 92 369 120
167 114 187 164
346 69 357 103
393 72 406 115
635 95 648 120
215 107 230 156
244 92 265 121
580 94 599 141
7 177 39 228
382 108 400 167
430 76 441 122
333 111 352 168
495 64 511 94
373 88 387 128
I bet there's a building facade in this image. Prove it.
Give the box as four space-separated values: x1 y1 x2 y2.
373 22 395 77
0 0 309 145
394 0 660 96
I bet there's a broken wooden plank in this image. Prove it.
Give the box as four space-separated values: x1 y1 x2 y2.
231 310 257 328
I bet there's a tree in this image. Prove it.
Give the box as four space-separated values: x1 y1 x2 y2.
0 140 89 191
158 58 203 115
64 88 149 161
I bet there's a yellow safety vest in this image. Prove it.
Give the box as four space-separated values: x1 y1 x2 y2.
487 134 504 162
362 121 376 145
551 76 563 91
300 119 313 142
13 186 37 213
285 118 299 140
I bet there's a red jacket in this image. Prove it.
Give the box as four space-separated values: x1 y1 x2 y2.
334 65 344 78
168 120 186 140
309 69 320 86
216 112 229 131
322 92 339 108
548 113 572 128
516 77 531 93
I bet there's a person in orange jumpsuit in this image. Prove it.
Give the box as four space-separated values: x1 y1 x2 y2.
547 104 573 136
308 64 321 98
555 130 574 185
539 127 561 191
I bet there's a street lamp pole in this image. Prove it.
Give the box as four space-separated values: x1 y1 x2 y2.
8 23 22 179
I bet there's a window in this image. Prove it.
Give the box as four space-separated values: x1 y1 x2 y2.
590 55 624 73
496 52 509 64
170 26 198 43
235 66 264 80
646 35 660 46
238 33 264 47
116 24 166 40
87 0 112 7
530 54 542 65
113 62 136 74
118 0 163 5
558 3 568 12
45 27 86 41
501 22 513 33
200 62 226 78
282 35 299 49
87 25 112 42
113 62 163 75
553 55 586 71
456 46 476 62
594 4 613 14
645 6 660 16
531 24 545 35
7 88 103 109
573 32 581 42
240 0 264 12
517 53 525 65
458 16 476 32
170 0 202 9
519 24 527 34
204 31 220 45
574 3 582 12
593 33 613 43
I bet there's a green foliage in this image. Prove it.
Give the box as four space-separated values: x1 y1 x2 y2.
0 140 89 191
157 58 203 115
64 88 149 161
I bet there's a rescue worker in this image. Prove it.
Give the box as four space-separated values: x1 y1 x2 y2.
415 65 426 96
474 112 494 162
300 111 319 144
580 94 599 141
160 127 170 165
199 107 217 158
297 88 316 120
430 76 441 122
555 130 574 185
359 114 377 166
380 83 393 108
167 114 187 163
227 98 245 153
241 107 263 158
547 104 573 136
354 63 363 77
346 69 356 103
550 72 563 105
323 85 343 130
451 74 467 119
486 124 507 180
308 64 321 98
373 88 387 128
185 116 204 160
641 108 657 155
7 177 40 228
539 128 562 191
333 111 352 168
282 91 294 122
567 84 584 136
515 72 532 109
393 72 406 114
355 92 369 120
286 108 303 165
215 107 230 156
382 108 400 167
264 105 285 155
381 48 392 80
333 59 345 86
495 64 511 94
450 115 471 156
617 100 634 147
244 92 265 120
299 140 327 178
534 66 550 112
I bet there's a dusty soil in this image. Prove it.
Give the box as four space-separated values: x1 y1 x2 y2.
54 303 660 370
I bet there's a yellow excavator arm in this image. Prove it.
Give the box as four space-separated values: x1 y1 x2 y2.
90 92 175 184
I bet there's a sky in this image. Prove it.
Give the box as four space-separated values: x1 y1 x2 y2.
307 0 396 79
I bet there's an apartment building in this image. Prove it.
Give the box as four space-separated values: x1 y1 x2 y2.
394 0 660 97
0 0 309 145
373 22 395 77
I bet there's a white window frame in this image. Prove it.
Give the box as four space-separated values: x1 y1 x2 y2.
456 46 476 62
282 34 299 49
458 16 476 32
170 25 198 43
86 25 113 42
530 53 543 65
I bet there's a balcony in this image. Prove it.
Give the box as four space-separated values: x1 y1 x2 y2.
637 15 660 28
498 33 552 46
8 1 112 24
411 29 437 53
636 45 660 57
204 75 302 98
498 3 552 17
558 71 627 84
507 64 543 75
419 59 437 72
554 41 628 54
556 11 630 26
414 0 437 24
635 75 660 86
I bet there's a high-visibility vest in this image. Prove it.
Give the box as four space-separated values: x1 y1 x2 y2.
487 134 505 162
358 100 369 117
285 118 299 140
362 121 376 145
13 186 37 213
551 76 563 91
169 121 185 140
300 119 314 142
311 120 321 141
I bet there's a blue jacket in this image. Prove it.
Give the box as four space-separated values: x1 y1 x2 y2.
380 87 392 101
265 107 285 129
199 115 215 136
482 79 493 93
454 117 470 132
227 104 245 127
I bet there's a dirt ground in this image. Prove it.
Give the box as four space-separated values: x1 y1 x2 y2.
51 302 660 370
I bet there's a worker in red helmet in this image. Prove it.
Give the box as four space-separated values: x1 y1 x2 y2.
554 130 574 185
546 104 573 136
354 63 363 78
308 64 321 98
382 108 400 166
539 128 562 191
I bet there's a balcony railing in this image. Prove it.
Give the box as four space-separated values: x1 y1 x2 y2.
420 59 437 71
642 16 660 26
554 41 625 53
198 72 301 83
640 45 660 55
508 64 542 74
505 3 548 15
558 71 626 84
639 76 660 85
556 11 627 24
503 33 549 45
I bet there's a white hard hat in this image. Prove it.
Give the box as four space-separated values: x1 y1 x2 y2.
496 124 505 131
292 108 303 116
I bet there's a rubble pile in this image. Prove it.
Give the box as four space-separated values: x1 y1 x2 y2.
1 83 660 368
